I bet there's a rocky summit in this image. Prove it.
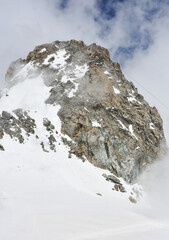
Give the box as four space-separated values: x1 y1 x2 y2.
0 40 167 183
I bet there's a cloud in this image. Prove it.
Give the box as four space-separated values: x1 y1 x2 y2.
0 0 101 86
124 12 169 141
0 0 168 76
1 0 169 141
1 0 169 235
139 152 169 220
96 0 169 63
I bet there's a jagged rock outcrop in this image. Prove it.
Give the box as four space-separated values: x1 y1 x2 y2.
1 40 167 182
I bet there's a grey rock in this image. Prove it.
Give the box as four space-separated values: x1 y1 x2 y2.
119 184 126 193
0 130 4 139
112 183 126 193
102 173 121 184
43 118 55 132
2 111 13 120
0 109 36 143
0 144 4 151
2 40 167 183
40 141 49 153
129 196 137 204
43 118 51 127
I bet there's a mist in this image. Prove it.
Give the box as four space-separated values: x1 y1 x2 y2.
0 0 169 238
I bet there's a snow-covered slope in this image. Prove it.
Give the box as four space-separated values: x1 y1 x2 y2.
0 114 168 240
0 40 168 239
3 40 166 183
0 79 168 239
0 123 169 239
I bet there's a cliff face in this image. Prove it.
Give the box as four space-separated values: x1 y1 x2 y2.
1 40 167 182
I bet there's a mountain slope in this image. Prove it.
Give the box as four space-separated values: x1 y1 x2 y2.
0 40 168 239
1 40 166 183
1 139 169 240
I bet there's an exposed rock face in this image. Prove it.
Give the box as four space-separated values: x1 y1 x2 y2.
1 40 167 183
0 110 35 143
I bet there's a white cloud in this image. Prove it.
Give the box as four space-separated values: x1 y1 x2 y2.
1 0 169 237
124 16 169 142
0 0 169 137
0 0 100 87
0 0 169 81
0 1 168 128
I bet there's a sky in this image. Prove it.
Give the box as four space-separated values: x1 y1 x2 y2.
0 0 169 140
1 1 169 237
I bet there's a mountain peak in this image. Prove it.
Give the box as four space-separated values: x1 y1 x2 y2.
1 40 167 183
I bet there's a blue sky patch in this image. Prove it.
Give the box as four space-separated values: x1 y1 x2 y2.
59 0 69 9
96 0 125 20
113 45 137 66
